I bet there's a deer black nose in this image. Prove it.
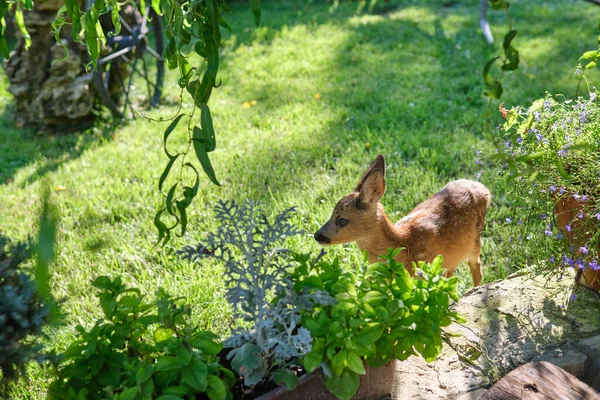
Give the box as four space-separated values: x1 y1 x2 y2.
314 231 330 244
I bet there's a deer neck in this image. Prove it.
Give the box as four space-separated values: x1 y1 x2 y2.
356 204 409 263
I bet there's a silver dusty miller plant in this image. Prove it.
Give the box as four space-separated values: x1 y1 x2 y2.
180 200 333 387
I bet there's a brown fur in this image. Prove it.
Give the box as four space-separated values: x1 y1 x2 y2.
314 155 491 286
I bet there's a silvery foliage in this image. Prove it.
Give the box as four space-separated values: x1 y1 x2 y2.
0 236 49 382
180 200 334 385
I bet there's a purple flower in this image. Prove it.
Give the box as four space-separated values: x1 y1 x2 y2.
516 137 523 145
475 159 481 165
549 256 555 263
580 246 589 255
565 224 572 233
544 99 552 110
558 149 567 158
577 212 584 220
573 194 581 200
417 270 424 277
540 213 548 220
570 294 577 301
506 218 512 223
559 187 565 195
545 229 553 237
575 260 586 270
476 171 483 180
556 232 564 240
535 133 544 142
581 111 588 124
549 186 557 193
534 111 541 122
581 196 588 202
594 213 600 220
562 255 574 267
589 260 599 271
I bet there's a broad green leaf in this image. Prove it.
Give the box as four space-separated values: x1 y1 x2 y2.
154 356 183 372
331 349 347 376
182 360 208 391
136 365 154 385
230 343 262 378
92 276 112 290
272 368 298 391
162 386 189 396
154 327 174 343
324 371 360 400
346 351 366 375
189 336 222 356
302 346 324 373
156 396 184 400
206 375 228 400
482 57 503 99
119 387 139 400
363 290 388 307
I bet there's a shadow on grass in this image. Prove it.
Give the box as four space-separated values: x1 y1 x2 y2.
0 109 120 187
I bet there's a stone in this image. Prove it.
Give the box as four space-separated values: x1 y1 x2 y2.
453 389 488 400
392 269 600 399
533 349 588 378
576 334 600 391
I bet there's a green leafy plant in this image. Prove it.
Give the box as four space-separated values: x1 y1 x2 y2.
180 201 334 391
482 0 520 124
484 93 600 276
47 276 234 400
296 249 463 400
0 236 51 383
576 16 600 96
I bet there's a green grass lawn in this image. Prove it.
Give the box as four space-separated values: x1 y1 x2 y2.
1 0 599 397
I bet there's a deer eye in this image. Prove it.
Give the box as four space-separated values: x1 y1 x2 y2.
336 218 349 227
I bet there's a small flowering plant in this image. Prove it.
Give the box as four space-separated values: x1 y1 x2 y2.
487 93 600 288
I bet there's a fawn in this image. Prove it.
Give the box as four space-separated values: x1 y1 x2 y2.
314 155 491 286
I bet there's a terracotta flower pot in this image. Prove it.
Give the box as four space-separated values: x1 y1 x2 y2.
554 196 600 292
255 362 397 400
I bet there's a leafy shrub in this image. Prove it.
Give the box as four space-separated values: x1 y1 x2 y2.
180 200 334 390
295 249 463 400
0 235 50 382
48 276 234 400
487 93 600 274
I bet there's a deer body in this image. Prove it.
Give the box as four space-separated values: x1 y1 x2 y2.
314 156 490 286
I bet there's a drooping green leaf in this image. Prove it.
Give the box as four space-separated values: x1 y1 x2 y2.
159 154 180 191
249 0 261 25
502 30 517 51
502 46 519 71
163 114 185 158
193 127 220 185
15 9 31 49
489 0 509 11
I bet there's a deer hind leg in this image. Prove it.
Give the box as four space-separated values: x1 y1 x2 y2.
467 238 483 287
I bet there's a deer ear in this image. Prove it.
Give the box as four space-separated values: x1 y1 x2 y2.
356 155 386 206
